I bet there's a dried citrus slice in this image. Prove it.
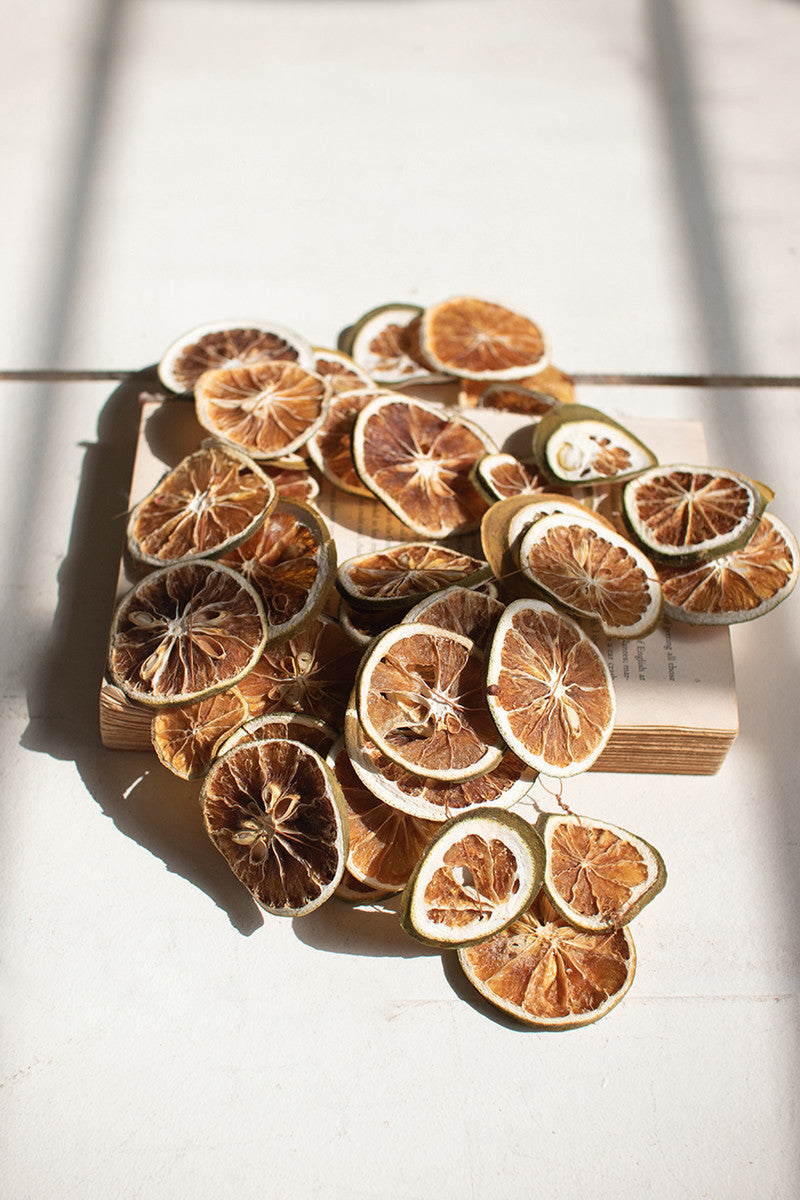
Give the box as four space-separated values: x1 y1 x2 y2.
352 394 495 538
200 738 347 916
344 699 538 822
656 511 798 624
537 812 666 932
236 613 362 728
348 303 450 385
402 585 504 650
485 598 615 776
420 296 548 380
219 498 336 643
337 597 397 647
327 738 440 892
151 687 249 779
195 360 330 460
158 319 314 393
335 869 394 904
533 404 658 486
306 388 391 497
215 710 339 760
312 346 375 393
471 452 553 503
399 807 546 948
336 542 492 611
356 623 505 782
480 494 608 602
458 893 636 1029
518 512 663 638
108 561 267 707
261 462 320 504
459 364 575 408
127 441 277 567
622 464 773 563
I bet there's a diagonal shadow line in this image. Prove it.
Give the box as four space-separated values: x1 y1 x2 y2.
644 0 754 464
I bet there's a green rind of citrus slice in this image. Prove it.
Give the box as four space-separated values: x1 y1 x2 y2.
399 806 546 948
532 404 658 487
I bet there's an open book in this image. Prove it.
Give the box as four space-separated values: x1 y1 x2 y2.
100 397 738 773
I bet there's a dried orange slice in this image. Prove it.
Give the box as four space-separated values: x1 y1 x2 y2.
306 388 390 497
351 394 495 538
200 738 347 916
402 585 504 650
236 613 362 728
356 623 505 782
215 710 339 761
158 319 314 393
219 498 336 644
400 807 546 948
151 688 249 779
312 346 375 393
344 699 538 822
327 738 440 892
108 561 267 707
537 812 666 932
458 893 636 1029
518 512 663 638
656 511 798 624
622 464 773 563
471 452 553 503
485 598 615 776
127 441 277 567
195 360 330 460
336 542 492 612
337 598 397 647
533 404 658 486
348 303 450 385
420 296 548 380
459 365 575 409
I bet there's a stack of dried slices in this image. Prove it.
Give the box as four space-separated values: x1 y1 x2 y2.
104 297 798 1029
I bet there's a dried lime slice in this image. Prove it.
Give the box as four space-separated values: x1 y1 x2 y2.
127 441 277 567
459 364 575 408
399 806 546 948
306 388 391 497
657 511 798 624
151 687 249 779
420 296 548 380
352 393 495 538
485 598 615 776
327 738 440 893
356 622 506 782
219 497 336 644
336 542 492 612
518 512 663 638
622 464 773 563
201 738 348 916
348 302 450 385
344 698 538 822
458 893 636 1029
108 561 267 707
471 452 553 503
215 710 339 761
312 346 375 393
402 585 504 650
533 404 658 486
158 319 314 393
195 360 330 460
536 812 666 932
